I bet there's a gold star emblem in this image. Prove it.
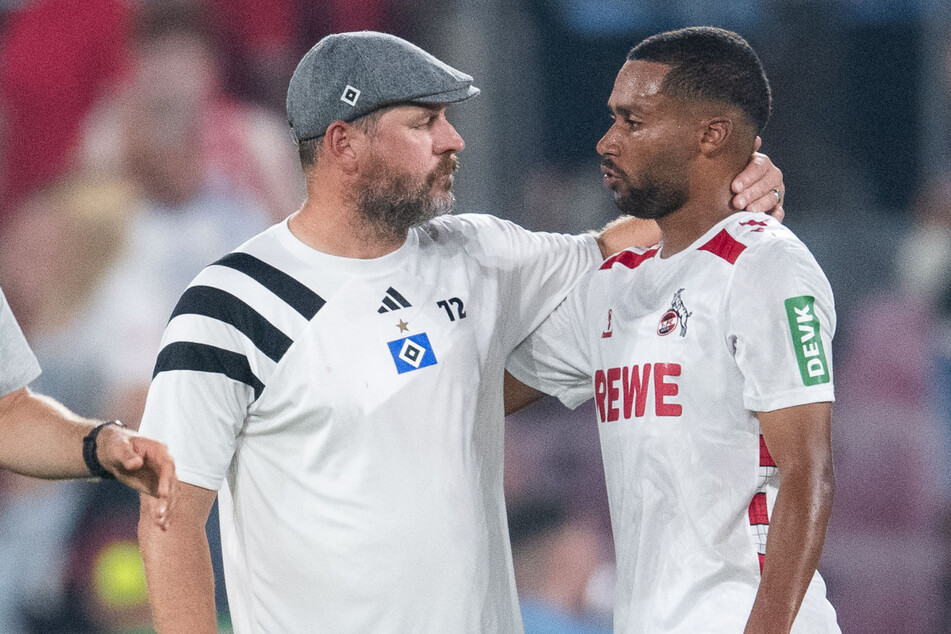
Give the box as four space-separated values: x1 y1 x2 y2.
396 319 409 332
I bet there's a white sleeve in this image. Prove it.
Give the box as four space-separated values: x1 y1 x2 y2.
726 239 836 412
451 213 602 351
139 297 262 491
0 287 41 397
506 271 595 409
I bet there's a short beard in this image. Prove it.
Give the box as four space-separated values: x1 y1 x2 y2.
603 158 688 220
354 155 458 243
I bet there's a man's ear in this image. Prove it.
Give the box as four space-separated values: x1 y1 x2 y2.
699 116 734 156
324 121 362 174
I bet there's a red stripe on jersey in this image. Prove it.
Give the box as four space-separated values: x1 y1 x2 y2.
759 435 776 467
699 229 746 264
758 553 765 571
748 492 769 525
600 248 659 270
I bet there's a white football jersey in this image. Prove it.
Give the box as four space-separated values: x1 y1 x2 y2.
508 212 841 633
139 213 600 633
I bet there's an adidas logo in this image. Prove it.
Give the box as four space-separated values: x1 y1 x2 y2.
378 287 412 314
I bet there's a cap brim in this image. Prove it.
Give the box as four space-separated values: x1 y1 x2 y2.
409 84 480 105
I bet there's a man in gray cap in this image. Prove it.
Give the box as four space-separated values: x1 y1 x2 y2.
138 31 784 633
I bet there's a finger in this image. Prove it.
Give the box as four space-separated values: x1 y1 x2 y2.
152 448 176 500
158 478 179 531
731 153 768 195
745 188 784 213
134 439 175 497
144 492 168 530
733 168 782 210
753 135 762 152
154 501 168 529
768 205 785 223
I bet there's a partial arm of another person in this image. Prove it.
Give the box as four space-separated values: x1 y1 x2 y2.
596 140 784 257
0 386 176 527
140 482 219 634
505 370 546 416
504 270 596 416
745 402 834 634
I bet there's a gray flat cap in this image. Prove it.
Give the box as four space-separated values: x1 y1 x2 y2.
287 31 480 142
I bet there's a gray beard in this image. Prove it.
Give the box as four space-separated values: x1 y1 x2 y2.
354 160 457 243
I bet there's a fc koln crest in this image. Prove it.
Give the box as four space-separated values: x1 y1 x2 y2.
657 288 692 337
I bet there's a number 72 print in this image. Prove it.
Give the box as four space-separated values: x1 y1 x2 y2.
436 297 466 321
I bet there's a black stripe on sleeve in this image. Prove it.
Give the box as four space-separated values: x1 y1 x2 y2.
170 286 292 363
153 342 264 400
213 252 325 319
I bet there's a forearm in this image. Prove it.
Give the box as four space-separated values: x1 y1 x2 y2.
0 387 98 478
594 215 661 258
745 467 834 633
139 494 218 633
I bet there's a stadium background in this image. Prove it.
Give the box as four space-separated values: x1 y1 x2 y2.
0 0 948 631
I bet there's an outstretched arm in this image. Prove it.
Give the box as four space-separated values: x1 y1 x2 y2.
0 387 96 478
745 401 834 634
0 387 177 528
597 139 784 257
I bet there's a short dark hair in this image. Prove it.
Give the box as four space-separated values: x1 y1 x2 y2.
296 107 393 172
296 137 320 170
628 27 771 133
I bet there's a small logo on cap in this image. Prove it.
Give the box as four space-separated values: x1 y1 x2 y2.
341 85 361 106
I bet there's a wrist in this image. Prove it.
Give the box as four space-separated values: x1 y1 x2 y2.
82 420 126 479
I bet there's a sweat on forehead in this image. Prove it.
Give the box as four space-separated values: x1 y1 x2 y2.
626 26 771 134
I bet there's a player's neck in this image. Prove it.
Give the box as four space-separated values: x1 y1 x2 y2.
289 197 407 259
655 181 736 258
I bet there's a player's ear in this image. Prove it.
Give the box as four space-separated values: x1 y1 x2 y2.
324 121 361 174
699 117 733 156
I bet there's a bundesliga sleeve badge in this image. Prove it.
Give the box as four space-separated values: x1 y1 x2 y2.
387 333 438 374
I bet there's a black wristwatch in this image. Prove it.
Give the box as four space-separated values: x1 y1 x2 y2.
82 420 126 479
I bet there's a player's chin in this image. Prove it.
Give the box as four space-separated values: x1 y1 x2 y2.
430 191 456 217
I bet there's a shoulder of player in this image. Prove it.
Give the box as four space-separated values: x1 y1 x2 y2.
187 224 289 287
180 225 325 325
717 213 814 265
719 216 832 302
418 213 589 260
417 212 520 242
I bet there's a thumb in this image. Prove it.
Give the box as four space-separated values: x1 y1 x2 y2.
121 452 146 471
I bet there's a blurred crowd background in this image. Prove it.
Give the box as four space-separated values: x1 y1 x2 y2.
0 0 948 632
